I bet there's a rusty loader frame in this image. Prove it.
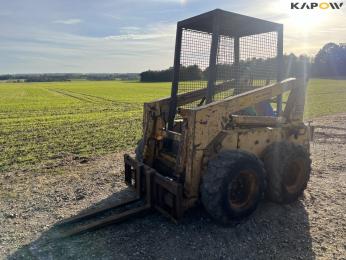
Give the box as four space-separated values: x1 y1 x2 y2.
128 77 309 217
58 10 312 237
58 78 310 237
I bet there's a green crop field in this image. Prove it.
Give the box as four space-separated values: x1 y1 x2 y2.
0 79 345 173
0 81 171 172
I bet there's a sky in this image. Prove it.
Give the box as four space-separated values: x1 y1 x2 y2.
0 0 345 74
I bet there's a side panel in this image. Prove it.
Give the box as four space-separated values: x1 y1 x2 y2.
183 124 311 200
236 128 283 156
234 125 310 157
287 124 311 152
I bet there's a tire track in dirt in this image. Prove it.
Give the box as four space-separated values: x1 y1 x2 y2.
48 88 137 108
47 88 96 103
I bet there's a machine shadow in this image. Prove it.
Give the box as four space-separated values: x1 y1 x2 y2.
9 195 315 259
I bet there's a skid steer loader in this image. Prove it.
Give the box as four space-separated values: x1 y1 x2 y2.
58 9 313 237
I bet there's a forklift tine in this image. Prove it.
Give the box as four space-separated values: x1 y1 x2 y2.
58 204 151 238
57 196 141 226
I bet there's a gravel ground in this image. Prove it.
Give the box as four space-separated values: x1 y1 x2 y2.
1 114 345 260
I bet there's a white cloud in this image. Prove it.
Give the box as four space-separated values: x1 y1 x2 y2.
104 33 173 41
0 22 176 73
53 19 83 25
119 26 141 33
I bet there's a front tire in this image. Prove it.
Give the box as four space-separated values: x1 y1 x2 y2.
201 150 265 225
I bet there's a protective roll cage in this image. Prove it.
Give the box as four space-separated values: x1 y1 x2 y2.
168 9 284 129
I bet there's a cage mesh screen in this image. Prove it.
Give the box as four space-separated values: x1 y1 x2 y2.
214 31 278 101
238 32 278 89
177 29 278 107
178 29 211 107
214 35 235 101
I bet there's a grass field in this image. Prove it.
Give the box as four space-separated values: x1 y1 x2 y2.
0 79 345 172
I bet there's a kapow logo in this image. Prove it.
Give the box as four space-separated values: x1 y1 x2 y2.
291 2 344 9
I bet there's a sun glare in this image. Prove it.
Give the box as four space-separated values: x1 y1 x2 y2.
289 10 328 32
273 0 330 32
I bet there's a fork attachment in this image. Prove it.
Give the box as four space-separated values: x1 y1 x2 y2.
56 154 184 237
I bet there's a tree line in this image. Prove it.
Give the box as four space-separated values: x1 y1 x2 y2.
140 42 346 82
1 42 344 83
0 73 139 82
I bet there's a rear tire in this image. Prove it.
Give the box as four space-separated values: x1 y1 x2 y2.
201 150 265 225
263 141 311 204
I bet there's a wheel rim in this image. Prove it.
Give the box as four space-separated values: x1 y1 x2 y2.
228 170 259 210
284 159 306 194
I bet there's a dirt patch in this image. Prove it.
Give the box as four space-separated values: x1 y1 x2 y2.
1 114 346 259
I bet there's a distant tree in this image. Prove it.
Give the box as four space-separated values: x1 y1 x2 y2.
179 65 203 81
140 65 203 82
312 43 346 78
140 68 173 82
0 73 139 82
283 54 312 79
0 74 11 80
